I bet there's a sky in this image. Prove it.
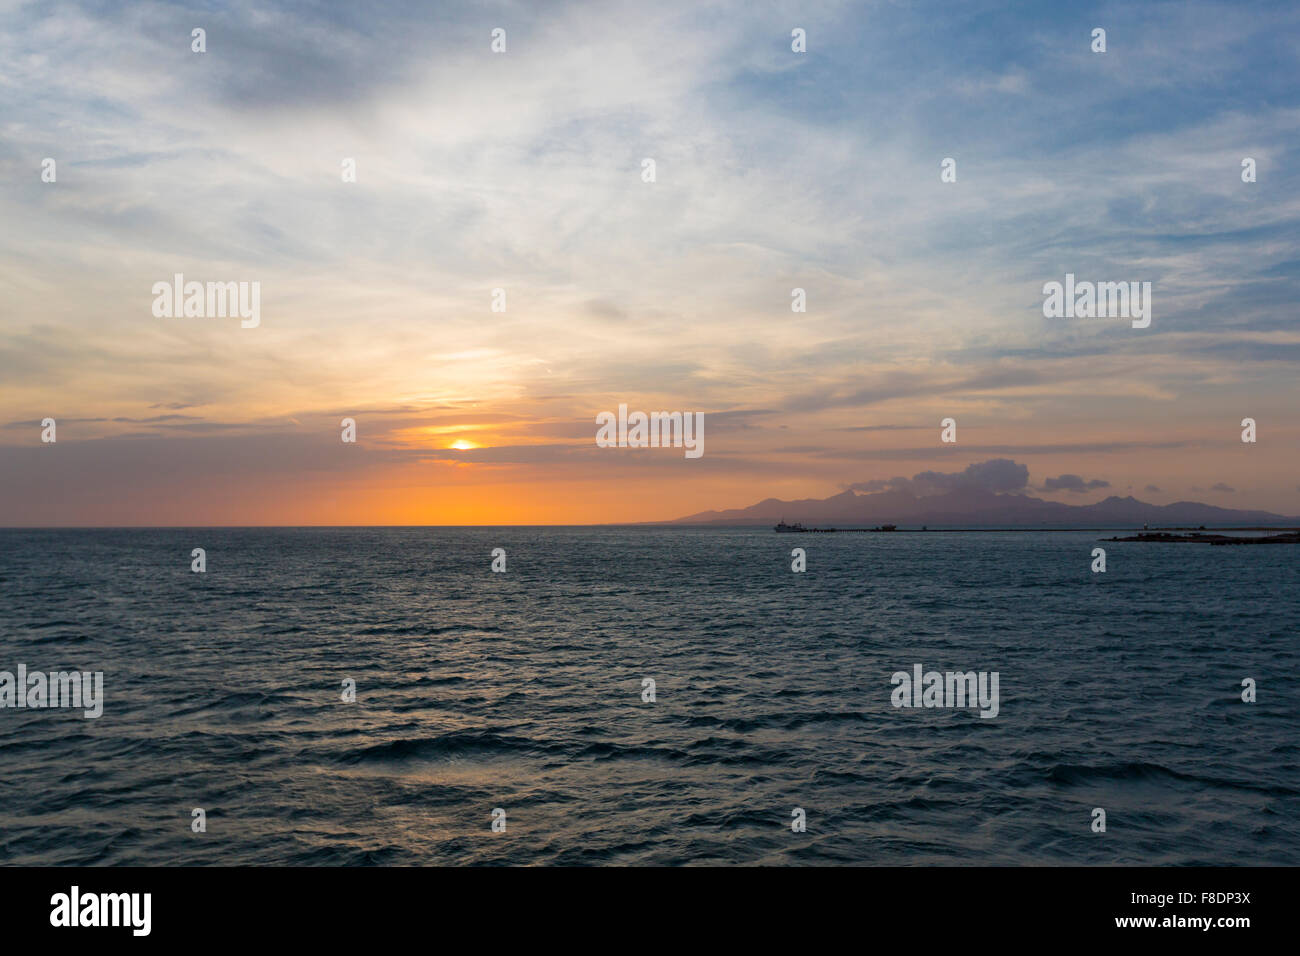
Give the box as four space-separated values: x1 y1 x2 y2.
1 0 1298 525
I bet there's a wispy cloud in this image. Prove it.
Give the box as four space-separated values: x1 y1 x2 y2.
1 0 1297 522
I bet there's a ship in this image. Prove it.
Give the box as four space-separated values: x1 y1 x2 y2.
773 520 899 533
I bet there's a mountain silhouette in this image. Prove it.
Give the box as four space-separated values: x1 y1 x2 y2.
668 486 1298 527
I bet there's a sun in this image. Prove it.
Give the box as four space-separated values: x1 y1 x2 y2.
449 439 478 450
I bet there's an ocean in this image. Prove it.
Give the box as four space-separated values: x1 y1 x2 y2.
1 527 1296 865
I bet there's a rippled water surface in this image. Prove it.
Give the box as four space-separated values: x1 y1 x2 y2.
1 527 1296 865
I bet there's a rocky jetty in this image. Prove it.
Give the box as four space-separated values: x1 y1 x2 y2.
1103 531 1300 545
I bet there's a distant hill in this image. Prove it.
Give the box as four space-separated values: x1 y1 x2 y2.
666 487 1299 528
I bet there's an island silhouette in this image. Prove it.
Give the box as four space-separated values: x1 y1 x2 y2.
667 485 1300 529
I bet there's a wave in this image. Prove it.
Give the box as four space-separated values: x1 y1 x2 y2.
1044 761 1298 795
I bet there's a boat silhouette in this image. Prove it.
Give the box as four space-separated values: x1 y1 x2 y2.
773 520 899 533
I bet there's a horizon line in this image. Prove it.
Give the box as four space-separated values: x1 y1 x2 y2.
4 523 1299 531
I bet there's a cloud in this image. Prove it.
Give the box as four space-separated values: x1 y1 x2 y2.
845 478 897 493
1210 482 1236 493
834 424 925 433
1145 484 1162 493
1040 474 1112 494
0 1 1297 522
954 70 1029 97
848 458 1030 497
583 299 627 321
